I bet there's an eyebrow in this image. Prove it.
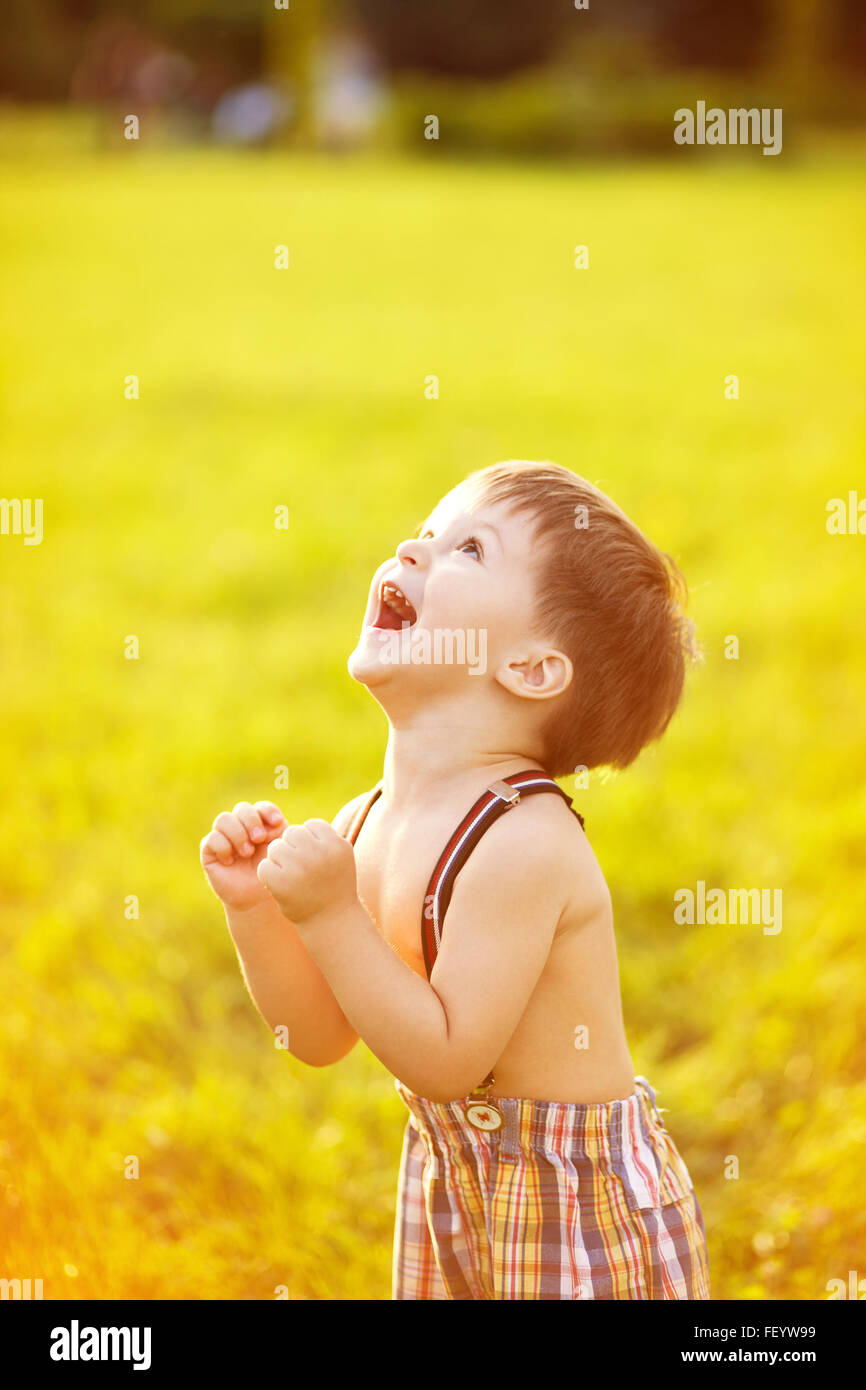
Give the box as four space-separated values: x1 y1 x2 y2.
413 520 502 547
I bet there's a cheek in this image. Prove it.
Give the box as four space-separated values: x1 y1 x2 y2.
425 569 527 638
426 571 486 622
483 590 534 648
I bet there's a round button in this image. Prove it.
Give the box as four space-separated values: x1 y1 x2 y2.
465 1101 503 1132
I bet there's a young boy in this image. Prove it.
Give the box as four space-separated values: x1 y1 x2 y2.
200 459 710 1300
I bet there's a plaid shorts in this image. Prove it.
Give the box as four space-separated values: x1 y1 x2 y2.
391 1074 710 1300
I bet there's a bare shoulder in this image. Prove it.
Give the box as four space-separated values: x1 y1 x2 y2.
331 788 377 838
450 790 609 927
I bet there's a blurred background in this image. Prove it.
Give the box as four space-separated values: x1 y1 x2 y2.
2 0 866 152
1 1 864 1301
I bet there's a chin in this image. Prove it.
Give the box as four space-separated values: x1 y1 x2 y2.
348 624 443 692
347 652 378 687
347 630 396 687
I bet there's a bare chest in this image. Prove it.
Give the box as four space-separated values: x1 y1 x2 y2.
352 809 449 978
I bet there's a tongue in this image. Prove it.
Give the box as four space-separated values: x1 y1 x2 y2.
378 606 404 630
374 597 409 630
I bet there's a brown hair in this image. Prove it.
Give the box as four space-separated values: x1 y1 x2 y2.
459 460 700 776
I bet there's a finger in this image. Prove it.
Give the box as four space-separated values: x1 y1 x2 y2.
232 801 269 846
304 818 336 841
213 811 254 857
280 825 307 846
256 857 279 889
266 837 292 867
254 801 287 833
201 829 235 866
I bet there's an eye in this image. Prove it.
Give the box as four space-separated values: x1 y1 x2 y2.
458 536 483 560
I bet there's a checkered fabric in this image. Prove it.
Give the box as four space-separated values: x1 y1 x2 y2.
391 1074 711 1300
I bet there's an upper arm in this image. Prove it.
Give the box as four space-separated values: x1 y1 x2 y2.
427 796 584 1100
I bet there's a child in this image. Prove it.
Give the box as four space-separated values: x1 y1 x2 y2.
200 459 710 1300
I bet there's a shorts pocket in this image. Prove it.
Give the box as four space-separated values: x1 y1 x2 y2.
611 1125 696 1212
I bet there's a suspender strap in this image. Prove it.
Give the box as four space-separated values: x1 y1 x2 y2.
346 769 585 1095
347 782 383 846
421 769 583 1089
421 770 583 980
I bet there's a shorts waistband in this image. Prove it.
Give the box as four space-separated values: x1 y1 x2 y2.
394 1074 667 1160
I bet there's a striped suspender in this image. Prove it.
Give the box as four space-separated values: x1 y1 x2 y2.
346 770 585 1094
421 770 583 980
421 769 584 1092
347 782 383 846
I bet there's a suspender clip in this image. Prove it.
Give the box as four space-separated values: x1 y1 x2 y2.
486 780 521 806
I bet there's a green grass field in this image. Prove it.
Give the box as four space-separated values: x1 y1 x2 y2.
1 112 864 1299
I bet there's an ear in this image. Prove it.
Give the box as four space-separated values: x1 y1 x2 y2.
494 648 573 701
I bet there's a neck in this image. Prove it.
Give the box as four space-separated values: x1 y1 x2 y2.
379 715 546 810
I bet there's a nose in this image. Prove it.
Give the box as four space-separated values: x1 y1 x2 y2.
395 537 428 567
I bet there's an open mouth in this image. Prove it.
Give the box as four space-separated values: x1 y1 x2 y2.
371 578 419 631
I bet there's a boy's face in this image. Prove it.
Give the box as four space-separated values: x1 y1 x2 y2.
348 487 547 696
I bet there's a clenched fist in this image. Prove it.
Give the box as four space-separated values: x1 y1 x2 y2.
200 800 288 911
256 819 359 925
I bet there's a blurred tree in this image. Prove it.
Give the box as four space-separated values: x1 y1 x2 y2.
764 0 829 108
264 0 324 145
354 0 564 79
627 0 772 72
1 0 81 99
834 0 866 71
0 0 862 114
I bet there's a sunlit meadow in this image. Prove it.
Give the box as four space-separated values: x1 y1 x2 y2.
1 112 864 1299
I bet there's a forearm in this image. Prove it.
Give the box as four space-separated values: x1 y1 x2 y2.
295 901 455 1098
225 899 358 1065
